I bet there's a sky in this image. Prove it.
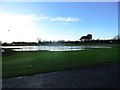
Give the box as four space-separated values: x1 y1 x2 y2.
0 2 118 43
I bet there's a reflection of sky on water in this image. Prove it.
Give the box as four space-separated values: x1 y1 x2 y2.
2 46 111 52
13 46 84 51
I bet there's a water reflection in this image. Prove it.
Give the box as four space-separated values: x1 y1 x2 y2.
2 46 111 52
13 46 84 51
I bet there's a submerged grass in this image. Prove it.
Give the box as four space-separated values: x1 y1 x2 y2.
2 48 119 78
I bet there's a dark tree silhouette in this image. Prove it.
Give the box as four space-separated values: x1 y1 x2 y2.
80 34 92 41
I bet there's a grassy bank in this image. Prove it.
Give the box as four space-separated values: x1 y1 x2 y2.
2 48 119 78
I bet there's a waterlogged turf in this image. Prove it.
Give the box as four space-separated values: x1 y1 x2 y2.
2 48 119 78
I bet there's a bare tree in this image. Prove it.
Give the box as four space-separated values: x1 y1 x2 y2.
113 34 120 40
37 38 42 44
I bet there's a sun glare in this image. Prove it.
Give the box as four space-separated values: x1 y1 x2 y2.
0 13 40 42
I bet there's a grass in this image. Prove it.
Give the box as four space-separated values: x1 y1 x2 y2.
64 43 120 47
2 48 119 78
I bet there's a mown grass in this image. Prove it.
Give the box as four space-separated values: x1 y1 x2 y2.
2 48 119 78
64 43 120 47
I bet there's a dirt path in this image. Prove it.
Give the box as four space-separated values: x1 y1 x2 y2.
2 63 120 88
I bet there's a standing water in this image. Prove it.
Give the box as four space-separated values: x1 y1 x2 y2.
2 46 111 52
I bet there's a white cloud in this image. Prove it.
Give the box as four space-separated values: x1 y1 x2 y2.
50 17 80 22
0 13 81 42
37 15 50 21
35 15 80 22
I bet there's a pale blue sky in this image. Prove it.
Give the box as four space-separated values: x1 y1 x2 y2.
0 2 118 42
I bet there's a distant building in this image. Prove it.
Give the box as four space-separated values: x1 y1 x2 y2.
80 34 92 41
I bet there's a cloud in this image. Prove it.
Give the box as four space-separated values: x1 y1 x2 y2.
50 17 80 22
35 15 80 22
0 13 81 42
37 16 50 21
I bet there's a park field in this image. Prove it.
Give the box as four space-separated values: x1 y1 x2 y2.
2 47 120 78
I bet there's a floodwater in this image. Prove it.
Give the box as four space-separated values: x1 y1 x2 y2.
2 46 111 52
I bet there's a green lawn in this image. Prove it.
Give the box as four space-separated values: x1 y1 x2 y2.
64 43 120 47
2 48 119 78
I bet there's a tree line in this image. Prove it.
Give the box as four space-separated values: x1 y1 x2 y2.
2 39 120 46
1 34 120 46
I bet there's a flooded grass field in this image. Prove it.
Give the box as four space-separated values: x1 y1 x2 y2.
2 45 111 52
2 46 119 78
